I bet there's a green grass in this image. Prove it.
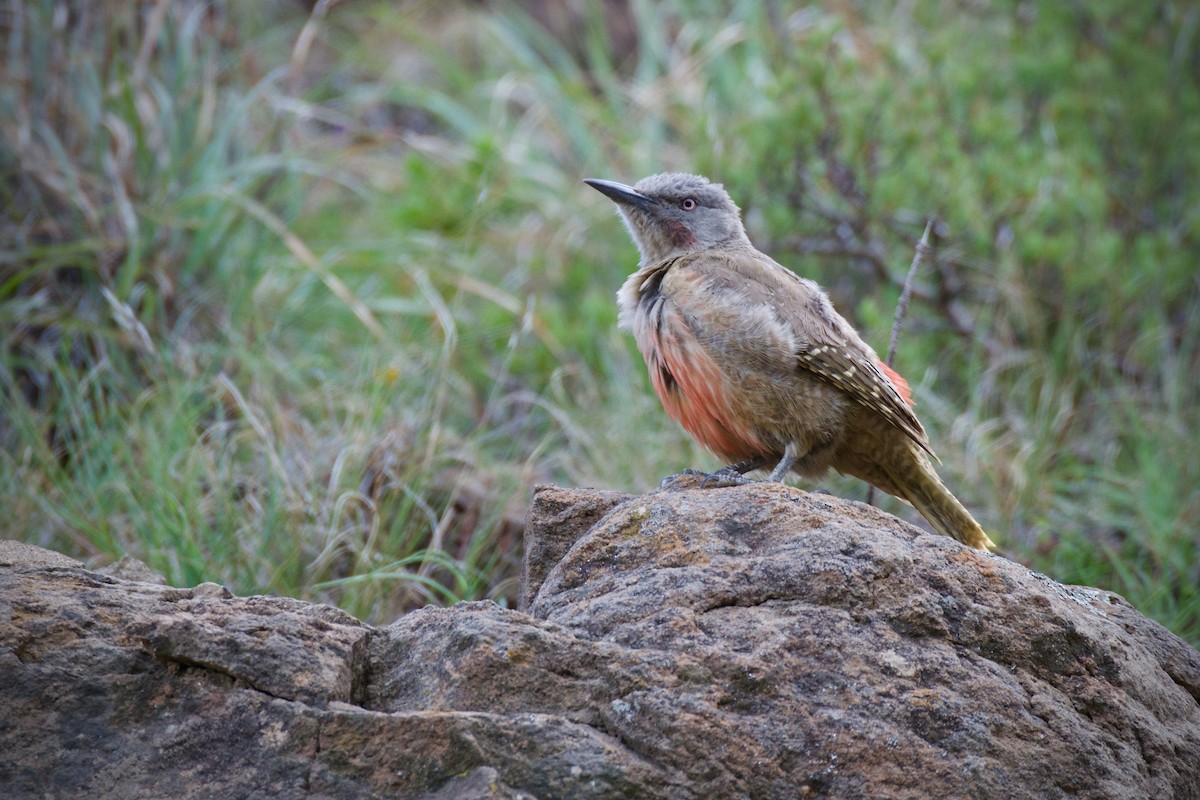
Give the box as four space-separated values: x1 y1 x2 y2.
2 0 1197 644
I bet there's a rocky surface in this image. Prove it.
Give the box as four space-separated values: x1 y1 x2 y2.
2 482 1198 799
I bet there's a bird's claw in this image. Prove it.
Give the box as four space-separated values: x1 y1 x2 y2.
700 466 757 488
658 468 706 489
659 466 757 489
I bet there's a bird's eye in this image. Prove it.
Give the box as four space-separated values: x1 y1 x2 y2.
681 198 697 210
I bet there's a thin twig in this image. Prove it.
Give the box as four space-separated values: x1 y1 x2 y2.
887 220 935 365
866 220 934 507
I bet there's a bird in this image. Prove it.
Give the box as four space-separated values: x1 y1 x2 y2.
584 172 995 551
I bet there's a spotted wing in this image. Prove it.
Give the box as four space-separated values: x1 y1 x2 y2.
794 337 933 457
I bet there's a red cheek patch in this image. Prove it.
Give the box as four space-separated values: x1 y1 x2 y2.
663 219 697 248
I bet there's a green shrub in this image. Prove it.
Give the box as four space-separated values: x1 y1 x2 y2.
2 0 1196 642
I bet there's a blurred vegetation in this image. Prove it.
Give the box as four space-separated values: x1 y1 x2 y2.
1 0 1197 641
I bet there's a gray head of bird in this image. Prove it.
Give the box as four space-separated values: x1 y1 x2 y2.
584 172 751 264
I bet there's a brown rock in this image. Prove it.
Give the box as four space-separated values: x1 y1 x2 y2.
98 553 168 584
0 539 83 569
1 483 1198 799
518 484 631 609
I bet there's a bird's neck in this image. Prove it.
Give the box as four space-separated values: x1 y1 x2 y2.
635 231 753 267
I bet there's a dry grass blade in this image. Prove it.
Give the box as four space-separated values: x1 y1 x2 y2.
209 186 385 340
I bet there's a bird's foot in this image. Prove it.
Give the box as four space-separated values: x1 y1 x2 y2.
659 464 761 489
658 468 708 489
699 464 758 488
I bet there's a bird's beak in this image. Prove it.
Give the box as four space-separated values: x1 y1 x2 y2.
583 178 658 212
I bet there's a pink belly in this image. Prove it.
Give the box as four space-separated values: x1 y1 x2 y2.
643 322 766 463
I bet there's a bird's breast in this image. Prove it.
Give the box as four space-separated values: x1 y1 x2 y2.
620 263 768 461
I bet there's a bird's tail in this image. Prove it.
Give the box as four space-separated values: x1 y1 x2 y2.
887 454 996 551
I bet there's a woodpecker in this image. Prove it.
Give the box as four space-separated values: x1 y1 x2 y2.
585 172 995 551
